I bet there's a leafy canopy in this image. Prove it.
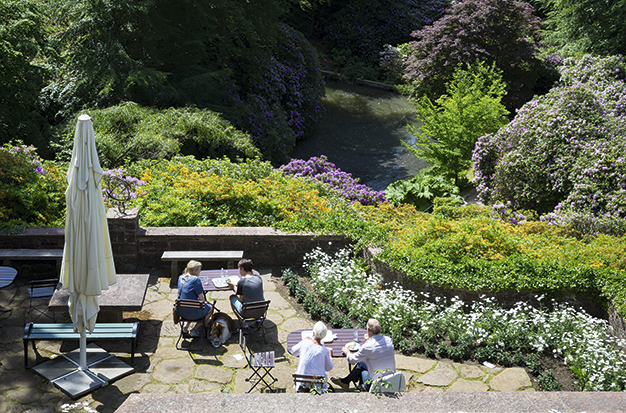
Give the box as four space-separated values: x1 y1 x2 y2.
405 61 509 186
544 0 626 56
402 0 544 111
0 0 52 150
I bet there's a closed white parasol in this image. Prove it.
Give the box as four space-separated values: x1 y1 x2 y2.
60 114 116 370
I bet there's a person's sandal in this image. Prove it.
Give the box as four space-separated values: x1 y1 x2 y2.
189 329 200 337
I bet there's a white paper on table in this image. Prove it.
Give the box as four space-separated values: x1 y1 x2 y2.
321 330 337 343
301 331 313 340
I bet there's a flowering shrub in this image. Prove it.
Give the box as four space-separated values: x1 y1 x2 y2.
278 156 387 206
473 55 626 222
101 169 145 212
229 23 325 162
132 157 335 227
0 144 65 229
298 248 626 391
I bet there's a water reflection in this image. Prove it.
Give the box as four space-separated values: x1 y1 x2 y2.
290 80 426 191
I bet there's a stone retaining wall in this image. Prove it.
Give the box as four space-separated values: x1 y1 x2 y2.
364 246 626 349
0 208 350 275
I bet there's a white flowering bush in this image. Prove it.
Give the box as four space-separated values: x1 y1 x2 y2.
302 248 626 391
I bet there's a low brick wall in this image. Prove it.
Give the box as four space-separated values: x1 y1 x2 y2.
0 208 350 276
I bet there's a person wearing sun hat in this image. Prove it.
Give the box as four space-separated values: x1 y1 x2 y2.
331 318 395 391
292 321 334 392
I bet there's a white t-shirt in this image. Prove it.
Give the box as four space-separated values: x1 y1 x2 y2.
292 339 333 391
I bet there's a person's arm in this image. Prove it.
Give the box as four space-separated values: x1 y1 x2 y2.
192 278 205 302
324 347 333 372
234 278 245 301
292 340 304 357
345 338 376 364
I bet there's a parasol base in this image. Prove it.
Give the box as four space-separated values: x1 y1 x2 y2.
32 343 134 399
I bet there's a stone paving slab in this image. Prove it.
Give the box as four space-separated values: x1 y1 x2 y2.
0 267 615 413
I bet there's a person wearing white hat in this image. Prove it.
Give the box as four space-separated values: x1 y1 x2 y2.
292 321 333 392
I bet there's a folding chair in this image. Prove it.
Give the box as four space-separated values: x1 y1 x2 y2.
239 329 277 393
235 299 271 342
293 373 334 393
369 371 406 393
175 299 214 351
28 279 58 322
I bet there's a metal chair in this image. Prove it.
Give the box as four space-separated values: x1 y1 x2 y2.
292 373 334 393
239 329 277 393
234 299 271 342
28 279 58 322
369 371 406 393
175 299 214 351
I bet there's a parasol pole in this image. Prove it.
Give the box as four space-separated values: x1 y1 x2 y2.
79 332 87 370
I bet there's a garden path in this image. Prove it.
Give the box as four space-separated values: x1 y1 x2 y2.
0 268 533 412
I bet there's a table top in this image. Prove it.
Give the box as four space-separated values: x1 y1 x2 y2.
0 266 18 289
49 274 150 312
287 328 368 358
0 249 63 259
198 269 260 292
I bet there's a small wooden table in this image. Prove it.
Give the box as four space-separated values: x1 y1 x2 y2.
198 269 260 292
287 328 368 358
49 274 150 322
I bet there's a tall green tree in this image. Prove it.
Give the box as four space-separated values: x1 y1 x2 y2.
544 0 626 55
0 0 52 148
45 0 324 162
403 0 545 111
405 61 509 186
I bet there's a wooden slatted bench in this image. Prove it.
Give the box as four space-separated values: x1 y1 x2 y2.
0 249 64 273
23 322 139 369
161 250 244 278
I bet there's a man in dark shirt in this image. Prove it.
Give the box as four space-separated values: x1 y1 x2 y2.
228 258 264 330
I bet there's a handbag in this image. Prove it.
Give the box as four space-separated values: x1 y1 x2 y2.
173 277 188 324
172 304 180 324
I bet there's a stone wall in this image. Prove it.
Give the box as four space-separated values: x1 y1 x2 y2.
364 246 626 347
0 208 350 275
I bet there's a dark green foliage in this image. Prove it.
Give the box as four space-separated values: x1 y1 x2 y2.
319 0 449 81
54 103 260 168
280 268 355 329
538 369 562 391
45 0 324 163
0 0 52 150
544 0 626 56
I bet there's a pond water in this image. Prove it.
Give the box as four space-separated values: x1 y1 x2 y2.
290 80 426 191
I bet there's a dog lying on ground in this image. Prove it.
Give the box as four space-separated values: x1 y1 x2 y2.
207 312 237 345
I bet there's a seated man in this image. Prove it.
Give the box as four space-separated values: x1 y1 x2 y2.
331 318 395 391
228 258 264 331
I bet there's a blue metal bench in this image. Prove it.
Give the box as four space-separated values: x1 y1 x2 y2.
23 322 139 369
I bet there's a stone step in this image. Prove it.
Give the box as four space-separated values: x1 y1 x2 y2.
115 392 626 413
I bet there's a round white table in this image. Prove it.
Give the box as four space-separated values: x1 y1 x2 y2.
0 266 17 318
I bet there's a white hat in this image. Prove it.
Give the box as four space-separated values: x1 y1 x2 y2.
312 321 327 341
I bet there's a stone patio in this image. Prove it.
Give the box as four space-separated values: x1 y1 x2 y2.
0 267 567 412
